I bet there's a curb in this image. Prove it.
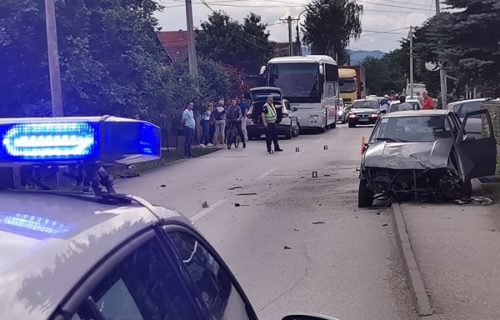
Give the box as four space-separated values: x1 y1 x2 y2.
390 203 433 317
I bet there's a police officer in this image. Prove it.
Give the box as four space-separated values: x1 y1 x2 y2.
261 95 283 154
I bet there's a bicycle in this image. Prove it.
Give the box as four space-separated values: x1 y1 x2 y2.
226 121 240 150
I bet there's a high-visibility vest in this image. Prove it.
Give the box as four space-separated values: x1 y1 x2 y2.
264 103 277 123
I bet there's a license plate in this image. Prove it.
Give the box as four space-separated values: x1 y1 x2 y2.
359 118 369 122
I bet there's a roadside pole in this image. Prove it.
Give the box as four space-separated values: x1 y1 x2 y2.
436 0 447 107
281 16 295 56
185 0 198 77
44 0 64 116
409 27 414 98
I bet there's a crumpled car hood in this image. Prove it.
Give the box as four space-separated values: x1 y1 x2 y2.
364 139 453 169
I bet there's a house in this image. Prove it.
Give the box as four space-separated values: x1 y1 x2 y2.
157 31 189 60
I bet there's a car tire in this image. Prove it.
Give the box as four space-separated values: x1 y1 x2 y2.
358 179 374 208
318 126 326 133
331 121 336 129
292 124 300 137
285 126 293 139
348 122 356 128
462 179 472 198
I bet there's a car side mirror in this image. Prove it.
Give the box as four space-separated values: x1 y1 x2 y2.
292 107 298 112
282 315 339 320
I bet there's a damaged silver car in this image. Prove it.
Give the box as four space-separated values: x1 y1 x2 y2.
358 109 497 207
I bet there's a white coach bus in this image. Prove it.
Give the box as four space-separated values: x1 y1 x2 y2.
259 55 340 132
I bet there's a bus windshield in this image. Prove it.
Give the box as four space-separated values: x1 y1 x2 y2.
268 63 321 102
339 79 356 93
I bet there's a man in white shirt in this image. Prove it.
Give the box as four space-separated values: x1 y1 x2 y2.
182 102 196 158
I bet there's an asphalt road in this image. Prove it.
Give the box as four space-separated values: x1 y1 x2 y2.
116 124 417 320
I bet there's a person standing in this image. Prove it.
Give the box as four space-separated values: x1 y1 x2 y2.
200 102 213 147
236 97 249 142
182 102 196 158
398 95 414 111
212 99 226 146
226 98 246 148
261 96 283 154
422 90 435 110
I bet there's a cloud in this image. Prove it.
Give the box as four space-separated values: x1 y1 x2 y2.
156 0 435 52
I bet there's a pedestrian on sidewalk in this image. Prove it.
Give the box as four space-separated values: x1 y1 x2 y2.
212 99 226 146
209 102 216 146
200 102 213 147
422 90 435 110
226 98 246 148
262 95 283 154
237 96 249 142
182 102 196 158
398 95 414 111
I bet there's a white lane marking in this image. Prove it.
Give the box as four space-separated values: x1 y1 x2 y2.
257 167 277 180
191 199 227 223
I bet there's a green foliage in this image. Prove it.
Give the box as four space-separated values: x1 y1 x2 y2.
0 0 169 119
414 0 500 96
302 0 363 64
195 11 274 75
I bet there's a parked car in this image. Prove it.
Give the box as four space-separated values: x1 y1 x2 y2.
347 99 380 128
246 87 300 140
358 109 497 207
387 98 422 113
446 98 487 135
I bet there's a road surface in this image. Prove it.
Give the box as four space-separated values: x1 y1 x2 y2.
116 124 417 320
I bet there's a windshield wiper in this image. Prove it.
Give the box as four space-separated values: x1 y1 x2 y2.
375 137 407 142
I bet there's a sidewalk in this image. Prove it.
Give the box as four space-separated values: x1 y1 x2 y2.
397 202 500 319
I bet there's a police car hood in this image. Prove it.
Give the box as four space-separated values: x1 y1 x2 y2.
364 139 453 169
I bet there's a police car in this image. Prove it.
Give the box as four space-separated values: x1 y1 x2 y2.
0 116 337 320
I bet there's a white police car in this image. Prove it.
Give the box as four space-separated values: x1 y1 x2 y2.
0 116 337 320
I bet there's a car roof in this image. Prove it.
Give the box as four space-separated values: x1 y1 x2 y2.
0 191 186 320
447 98 487 108
249 86 281 92
384 109 452 118
354 98 378 102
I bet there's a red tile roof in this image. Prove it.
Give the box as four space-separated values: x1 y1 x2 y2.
157 31 189 60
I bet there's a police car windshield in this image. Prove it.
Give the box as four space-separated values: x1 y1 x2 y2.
371 115 452 143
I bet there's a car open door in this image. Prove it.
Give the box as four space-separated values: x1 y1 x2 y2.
455 109 497 180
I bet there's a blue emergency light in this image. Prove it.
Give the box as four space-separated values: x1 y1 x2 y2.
0 116 161 165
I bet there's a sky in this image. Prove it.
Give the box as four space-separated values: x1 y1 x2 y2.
156 0 439 53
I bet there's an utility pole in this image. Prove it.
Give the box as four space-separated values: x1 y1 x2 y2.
436 0 447 107
409 26 414 98
44 0 63 116
281 16 296 56
185 0 198 77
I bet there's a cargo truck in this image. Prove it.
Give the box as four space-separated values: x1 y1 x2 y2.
339 66 366 106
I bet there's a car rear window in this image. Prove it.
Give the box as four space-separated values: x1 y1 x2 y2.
371 116 452 143
457 102 481 118
352 100 379 109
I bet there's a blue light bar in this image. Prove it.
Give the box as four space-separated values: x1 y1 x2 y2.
0 213 71 238
0 116 161 165
3 122 96 159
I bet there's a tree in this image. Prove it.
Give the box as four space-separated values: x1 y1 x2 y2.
302 0 363 64
0 0 170 118
196 11 274 75
414 0 500 96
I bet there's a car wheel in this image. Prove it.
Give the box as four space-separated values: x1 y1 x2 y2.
318 126 326 133
461 179 472 198
348 122 356 128
331 121 336 129
292 124 300 137
358 179 374 208
284 126 293 139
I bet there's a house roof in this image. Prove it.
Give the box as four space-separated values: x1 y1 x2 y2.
157 31 189 60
